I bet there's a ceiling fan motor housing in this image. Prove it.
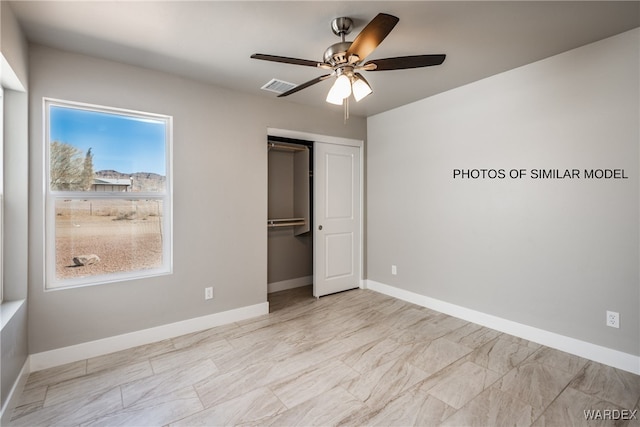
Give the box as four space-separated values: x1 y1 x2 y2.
323 41 353 66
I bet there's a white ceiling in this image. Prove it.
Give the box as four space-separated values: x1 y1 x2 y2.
9 1 640 117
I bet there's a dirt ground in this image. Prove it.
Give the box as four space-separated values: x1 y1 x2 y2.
55 200 164 280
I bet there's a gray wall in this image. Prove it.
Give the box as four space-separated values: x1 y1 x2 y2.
367 29 639 356
28 44 366 353
1 1 29 416
1 1 28 87
1 88 29 411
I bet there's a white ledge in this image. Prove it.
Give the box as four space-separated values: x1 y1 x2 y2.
1 299 26 330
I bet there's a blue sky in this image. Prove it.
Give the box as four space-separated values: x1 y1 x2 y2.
50 105 167 175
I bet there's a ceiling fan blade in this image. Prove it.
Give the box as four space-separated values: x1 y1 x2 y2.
251 53 319 67
278 74 333 97
346 13 399 63
364 54 446 71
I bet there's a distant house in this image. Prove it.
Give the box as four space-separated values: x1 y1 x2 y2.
91 177 132 192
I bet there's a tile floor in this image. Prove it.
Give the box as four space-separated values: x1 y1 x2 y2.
9 286 640 426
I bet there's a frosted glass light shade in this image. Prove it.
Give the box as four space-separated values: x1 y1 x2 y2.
326 74 352 105
352 76 372 102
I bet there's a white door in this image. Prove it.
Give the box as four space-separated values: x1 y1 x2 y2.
314 142 361 297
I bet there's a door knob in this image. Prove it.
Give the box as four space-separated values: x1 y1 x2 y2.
318 225 323 230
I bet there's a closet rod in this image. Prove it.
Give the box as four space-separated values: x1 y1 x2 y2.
267 218 306 228
268 142 308 152
268 222 305 228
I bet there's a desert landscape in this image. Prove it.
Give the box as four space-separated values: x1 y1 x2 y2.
55 199 164 280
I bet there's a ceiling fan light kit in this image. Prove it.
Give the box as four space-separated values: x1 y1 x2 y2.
326 66 372 105
251 13 446 119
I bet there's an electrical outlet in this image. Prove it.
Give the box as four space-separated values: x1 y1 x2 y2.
391 265 397 275
606 311 619 328
205 287 213 300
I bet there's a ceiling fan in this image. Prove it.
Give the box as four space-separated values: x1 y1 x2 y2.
251 13 446 110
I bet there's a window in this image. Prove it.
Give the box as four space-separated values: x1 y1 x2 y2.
45 99 172 289
0 86 4 301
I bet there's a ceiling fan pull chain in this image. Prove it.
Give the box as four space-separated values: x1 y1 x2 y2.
344 97 349 123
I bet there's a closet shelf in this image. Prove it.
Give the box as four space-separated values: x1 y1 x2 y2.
268 218 306 228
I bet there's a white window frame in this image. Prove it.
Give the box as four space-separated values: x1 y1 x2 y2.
44 98 173 290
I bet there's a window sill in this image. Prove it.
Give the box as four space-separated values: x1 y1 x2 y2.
1 299 26 331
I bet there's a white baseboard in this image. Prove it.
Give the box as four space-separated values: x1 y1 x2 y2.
29 302 269 372
1 357 30 426
268 276 312 293
365 280 640 375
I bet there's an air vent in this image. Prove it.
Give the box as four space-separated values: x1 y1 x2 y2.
261 78 297 94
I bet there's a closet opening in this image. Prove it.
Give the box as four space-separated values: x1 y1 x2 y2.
267 136 314 310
